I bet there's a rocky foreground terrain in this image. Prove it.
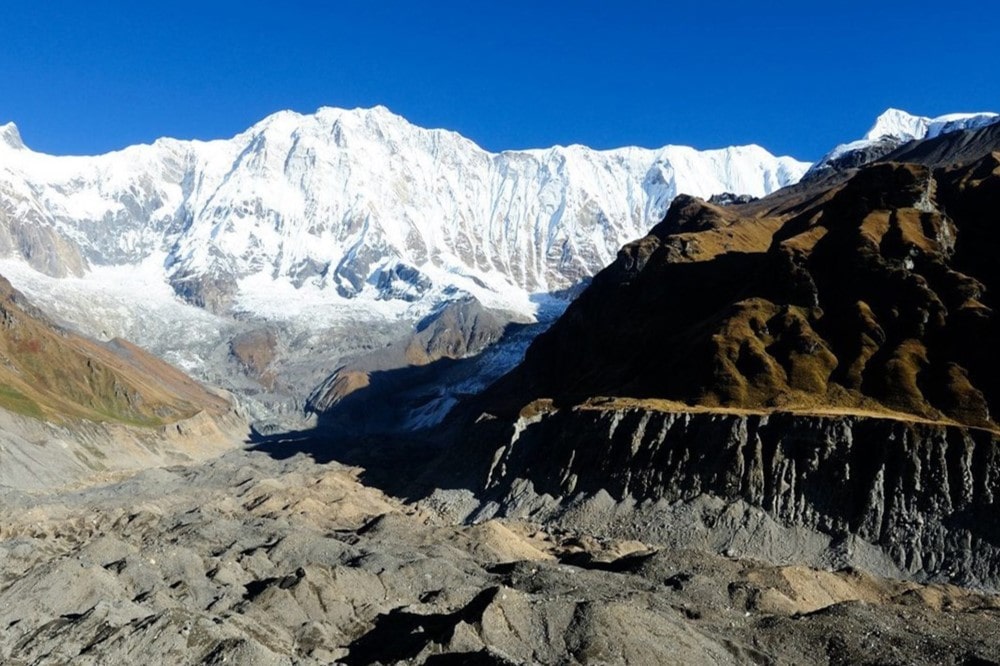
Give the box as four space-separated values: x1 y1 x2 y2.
3 448 1000 665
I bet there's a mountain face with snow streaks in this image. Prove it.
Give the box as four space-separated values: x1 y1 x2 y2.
0 106 808 317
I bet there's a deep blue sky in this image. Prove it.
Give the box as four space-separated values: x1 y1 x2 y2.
1 1 997 160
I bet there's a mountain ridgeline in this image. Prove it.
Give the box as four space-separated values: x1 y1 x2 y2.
0 108 807 313
0 106 813 426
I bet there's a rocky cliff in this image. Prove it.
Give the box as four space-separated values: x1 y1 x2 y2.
470 400 1000 586
453 127 1000 588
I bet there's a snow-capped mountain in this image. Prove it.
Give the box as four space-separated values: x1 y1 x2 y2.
0 105 813 426
863 108 1000 142
1 105 993 429
0 106 808 318
805 108 1000 179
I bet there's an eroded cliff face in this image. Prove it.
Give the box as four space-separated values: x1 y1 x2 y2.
447 133 1000 589
469 400 1000 587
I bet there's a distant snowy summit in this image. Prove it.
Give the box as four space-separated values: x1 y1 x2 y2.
863 108 1000 142
805 108 1000 179
0 106 808 319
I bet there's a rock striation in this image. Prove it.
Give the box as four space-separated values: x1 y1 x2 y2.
473 400 1000 586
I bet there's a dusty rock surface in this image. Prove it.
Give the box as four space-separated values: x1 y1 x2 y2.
2 449 1000 665
458 401 1000 589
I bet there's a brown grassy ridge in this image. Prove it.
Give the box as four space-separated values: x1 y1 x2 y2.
0 275 229 426
481 153 1000 432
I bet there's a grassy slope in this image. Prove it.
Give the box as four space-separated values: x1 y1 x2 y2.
0 275 229 426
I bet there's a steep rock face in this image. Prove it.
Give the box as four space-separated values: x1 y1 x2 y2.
473 401 1000 586
0 182 89 278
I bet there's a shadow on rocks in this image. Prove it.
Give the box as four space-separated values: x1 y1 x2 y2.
244 405 474 504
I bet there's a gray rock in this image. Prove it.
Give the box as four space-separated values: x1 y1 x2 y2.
4 449 1000 665
462 403 1000 589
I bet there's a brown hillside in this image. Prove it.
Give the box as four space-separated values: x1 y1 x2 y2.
479 153 1000 431
0 274 229 425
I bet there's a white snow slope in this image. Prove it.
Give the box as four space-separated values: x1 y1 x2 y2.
0 106 809 321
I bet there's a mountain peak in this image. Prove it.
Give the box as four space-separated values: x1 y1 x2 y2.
0 122 25 150
865 108 1000 143
804 108 1000 181
864 108 928 142
316 103 396 118
242 105 416 145
315 104 428 136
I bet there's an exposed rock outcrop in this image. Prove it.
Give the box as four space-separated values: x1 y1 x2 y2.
0 188 88 278
306 297 508 433
471 400 1000 586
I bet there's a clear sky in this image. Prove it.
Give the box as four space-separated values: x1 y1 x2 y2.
1 1 997 160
